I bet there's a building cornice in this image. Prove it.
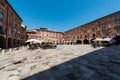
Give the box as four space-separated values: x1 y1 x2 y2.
5 0 23 21
65 11 120 33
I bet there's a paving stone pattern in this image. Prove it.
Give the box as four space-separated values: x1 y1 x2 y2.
0 45 120 80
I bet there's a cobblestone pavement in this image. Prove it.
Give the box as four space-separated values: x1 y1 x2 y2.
0 45 120 80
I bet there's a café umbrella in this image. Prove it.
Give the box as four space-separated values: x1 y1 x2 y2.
93 38 104 41
103 38 116 43
25 39 42 43
33 40 42 43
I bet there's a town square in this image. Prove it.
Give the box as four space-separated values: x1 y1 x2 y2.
0 0 120 80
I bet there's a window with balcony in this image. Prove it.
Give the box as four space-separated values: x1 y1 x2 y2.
0 24 2 31
84 35 87 39
116 28 120 35
0 2 4 8
0 11 4 21
15 23 17 28
84 30 86 35
101 23 106 28
102 30 107 37
42 32 44 40
101 20 105 23
50 33 52 38
116 19 120 26
92 26 95 32
9 28 12 35
9 20 12 25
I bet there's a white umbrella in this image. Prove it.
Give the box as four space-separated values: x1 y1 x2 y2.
103 38 111 41
93 38 104 41
103 38 116 43
25 39 37 43
33 40 42 43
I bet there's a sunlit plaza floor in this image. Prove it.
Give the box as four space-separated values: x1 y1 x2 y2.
0 45 120 80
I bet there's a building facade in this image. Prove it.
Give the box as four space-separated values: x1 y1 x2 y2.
27 28 64 44
0 0 26 48
64 11 120 44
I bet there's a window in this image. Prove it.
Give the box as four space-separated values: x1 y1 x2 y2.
84 35 87 38
0 2 4 7
116 15 120 19
116 28 120 35
110 15 116 21
92 26 95 32
102 30 107 37
9 28 12 34
101 23 106 28
56 33 58 38
15 23 17 29
116 19 120 26
42 32 44 40
9 20 12 25
50 33 52 38
101 20 105 24
84 30 86 34
0 11 3 21
0 24 2 31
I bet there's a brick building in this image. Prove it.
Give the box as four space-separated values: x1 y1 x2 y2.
0 0 26 48
27 28 64 44
64 11 120 44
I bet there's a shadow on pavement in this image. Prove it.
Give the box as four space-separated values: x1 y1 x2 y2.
22 46 120 80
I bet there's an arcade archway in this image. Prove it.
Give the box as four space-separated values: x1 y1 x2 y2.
13 39 17 47
8 38 12 48
0 36 5 48
76 40 82 44
83 39 89 44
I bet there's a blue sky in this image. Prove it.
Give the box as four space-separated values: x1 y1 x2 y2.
8 0 120 32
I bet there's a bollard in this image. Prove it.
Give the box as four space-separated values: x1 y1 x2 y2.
9 48 12 53
2 49 5 54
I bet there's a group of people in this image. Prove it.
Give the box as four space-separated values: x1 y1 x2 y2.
91 42 101 48
28 42 57 49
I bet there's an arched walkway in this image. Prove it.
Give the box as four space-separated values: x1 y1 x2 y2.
13 39 17 47
8 38 12 48
0 36 5 48
83 39 89 44
76 40 82 44
17 40 20 47
90 38 96 43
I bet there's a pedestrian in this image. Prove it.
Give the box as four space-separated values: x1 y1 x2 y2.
93 42 97 48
